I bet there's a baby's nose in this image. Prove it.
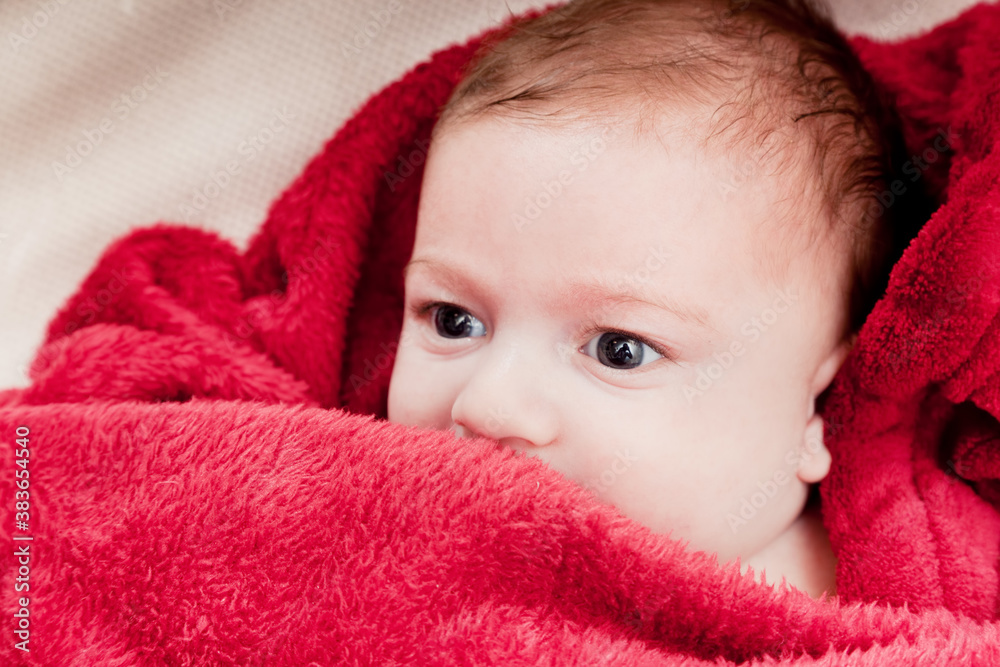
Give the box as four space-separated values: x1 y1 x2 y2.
449 339 558 448
451 421 533 452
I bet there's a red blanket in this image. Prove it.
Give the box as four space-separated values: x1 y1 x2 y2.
3 3 1000 664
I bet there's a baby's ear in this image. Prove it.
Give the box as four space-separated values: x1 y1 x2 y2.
797 414 832 484
797 336 854 484
811 334 855 398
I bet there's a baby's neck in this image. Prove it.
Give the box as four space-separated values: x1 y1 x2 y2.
738 503 838 600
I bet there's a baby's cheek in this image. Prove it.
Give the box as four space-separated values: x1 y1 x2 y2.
395 354 468 428
387 352 435 425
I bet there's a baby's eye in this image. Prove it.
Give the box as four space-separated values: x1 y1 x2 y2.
431 304 487 339
582 331 662 370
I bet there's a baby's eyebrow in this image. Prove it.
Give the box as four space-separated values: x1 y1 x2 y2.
568 276 717 333
403 257 717 333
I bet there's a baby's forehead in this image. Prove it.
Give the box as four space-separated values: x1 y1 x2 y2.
428 110 843 309
626 109 840 275
429 0 877 340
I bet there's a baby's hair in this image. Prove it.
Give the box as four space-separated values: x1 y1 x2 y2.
434 0 931 337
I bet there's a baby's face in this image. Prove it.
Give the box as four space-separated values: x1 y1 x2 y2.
387 113 852 565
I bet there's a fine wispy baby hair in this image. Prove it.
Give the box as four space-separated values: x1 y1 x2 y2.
436 0 933 337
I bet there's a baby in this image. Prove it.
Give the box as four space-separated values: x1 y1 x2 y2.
387 0 909 600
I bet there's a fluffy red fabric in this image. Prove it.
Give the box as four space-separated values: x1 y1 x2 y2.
3 3 1000 664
